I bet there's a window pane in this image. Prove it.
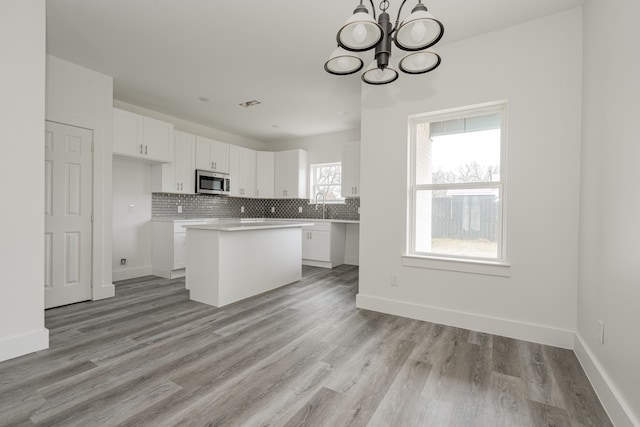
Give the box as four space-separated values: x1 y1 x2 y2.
310 162 344 202
316 185 342 201
416 113 501 185
415 188 500 259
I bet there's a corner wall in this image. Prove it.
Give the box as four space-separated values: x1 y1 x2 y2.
0 0 48 361
578 0 640 425
358 9 583 348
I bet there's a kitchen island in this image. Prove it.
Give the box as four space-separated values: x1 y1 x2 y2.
185 220 313 307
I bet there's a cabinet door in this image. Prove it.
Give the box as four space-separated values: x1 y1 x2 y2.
304 230 331 261
113 108 143 157
174 131 196 193
211 140 229 173
244 148 257 197
143 117 173 162
195 136 213 171
256 151 274 198
274 151 288 198
341 142 360 197
228 145 242 197
274 149 307 199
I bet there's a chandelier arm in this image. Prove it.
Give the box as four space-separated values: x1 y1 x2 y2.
393 0 409 33
368 0 377 20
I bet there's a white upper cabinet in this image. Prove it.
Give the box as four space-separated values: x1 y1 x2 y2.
229 145 257 198
256 151 275 199
274 149 308 199
195 136 229 173
341 142 360 197
152 130 196 194
113 108 173 163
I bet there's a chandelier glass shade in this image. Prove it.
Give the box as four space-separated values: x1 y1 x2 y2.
325 0 444 85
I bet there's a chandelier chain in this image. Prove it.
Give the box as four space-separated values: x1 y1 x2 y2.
379 0 390 12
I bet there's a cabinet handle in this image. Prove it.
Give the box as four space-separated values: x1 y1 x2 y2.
144 145 148 155
180 183 183 191
176 182 180 191
139 144 143 154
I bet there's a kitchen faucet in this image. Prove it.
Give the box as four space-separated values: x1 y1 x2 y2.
315 192 326 220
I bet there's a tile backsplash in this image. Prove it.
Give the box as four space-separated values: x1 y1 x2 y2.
152 193 360 221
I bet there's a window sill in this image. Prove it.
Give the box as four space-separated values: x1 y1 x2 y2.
402 254 511 277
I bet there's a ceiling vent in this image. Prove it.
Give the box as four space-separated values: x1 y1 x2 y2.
239 100 261 108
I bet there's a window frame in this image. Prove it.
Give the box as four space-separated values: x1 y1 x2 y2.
309 162 345 204
407 101 508 267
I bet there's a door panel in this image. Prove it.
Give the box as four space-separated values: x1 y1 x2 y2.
45 121 93 309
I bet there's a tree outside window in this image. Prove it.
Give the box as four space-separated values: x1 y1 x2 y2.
310 162 344 203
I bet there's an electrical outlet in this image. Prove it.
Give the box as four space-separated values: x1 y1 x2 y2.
390 274 399 286
128 204 135 213
358 207 361 214
271 207 275 213
177 206 183 213
241 206 245 213
598 320 605 345
120 258 126 265
298 206 303 213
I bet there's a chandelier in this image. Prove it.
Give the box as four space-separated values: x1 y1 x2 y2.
324 0 444 85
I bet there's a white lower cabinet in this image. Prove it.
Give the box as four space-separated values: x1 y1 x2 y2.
152 219 212 278
302 222 346 268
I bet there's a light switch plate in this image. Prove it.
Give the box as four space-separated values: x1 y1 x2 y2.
298 207 303 213
177 206 183 213
129 204 135 213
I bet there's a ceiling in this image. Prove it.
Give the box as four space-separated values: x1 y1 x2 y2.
46 0 584 144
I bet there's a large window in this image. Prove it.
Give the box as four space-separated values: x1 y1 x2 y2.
310 162 344 203
408 102 506 262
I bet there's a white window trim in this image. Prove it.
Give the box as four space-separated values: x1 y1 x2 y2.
309 162 346 204
407 101 508 271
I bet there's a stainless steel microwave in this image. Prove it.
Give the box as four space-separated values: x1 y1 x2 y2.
195 170 230 195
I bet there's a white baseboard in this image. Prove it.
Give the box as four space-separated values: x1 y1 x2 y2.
112 265 153 282
302 260 333 268
0 328 49 363
344 256 359 266
93 283 115 300
356 293 574 349
151 268 185 279
574 334 639 427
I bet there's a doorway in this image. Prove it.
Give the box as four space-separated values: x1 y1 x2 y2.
44 121 93 308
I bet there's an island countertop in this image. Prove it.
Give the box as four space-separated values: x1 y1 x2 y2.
184 219 314 232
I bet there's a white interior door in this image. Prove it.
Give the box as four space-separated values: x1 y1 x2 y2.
44 121 93 309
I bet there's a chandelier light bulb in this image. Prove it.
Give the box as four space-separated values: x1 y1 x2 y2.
337 57 351 70
352 23 368 44
413 53 427 68
410 22 427 42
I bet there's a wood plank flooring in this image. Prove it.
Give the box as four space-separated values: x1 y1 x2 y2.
0 266 612 426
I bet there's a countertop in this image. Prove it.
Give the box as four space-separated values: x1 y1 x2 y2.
184 220 315 232
152 217 359 224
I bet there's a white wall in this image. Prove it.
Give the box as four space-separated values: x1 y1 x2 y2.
46 55 115 301
358 9 583 348
268 129 360 166
0 0 48 362
112 157 153 281
577 1 640 425
114 100 267 151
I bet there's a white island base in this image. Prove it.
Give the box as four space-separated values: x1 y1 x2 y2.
185 221 311 307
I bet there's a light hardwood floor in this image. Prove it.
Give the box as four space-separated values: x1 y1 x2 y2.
0 266 612 426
